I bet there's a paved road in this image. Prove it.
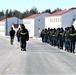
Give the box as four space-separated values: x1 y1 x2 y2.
0 36 76 75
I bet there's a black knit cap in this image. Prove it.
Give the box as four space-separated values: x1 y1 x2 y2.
21 24 25 29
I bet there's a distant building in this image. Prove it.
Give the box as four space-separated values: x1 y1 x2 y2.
45 8 76 29
23 13 50 37
0 17 23 36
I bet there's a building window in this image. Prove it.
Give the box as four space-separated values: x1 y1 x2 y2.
52 18 53 22
51 19 53 22
54 19 56 22
56 18 57 22
38 19 40 21
50 19 51 22
60 18 61 22
73 15 75 17
24 21 30 24
53 19 55 22
73 15 75 21
58 18 59 22
0 24 4 26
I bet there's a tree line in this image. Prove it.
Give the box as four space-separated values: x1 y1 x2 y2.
0 6 62 20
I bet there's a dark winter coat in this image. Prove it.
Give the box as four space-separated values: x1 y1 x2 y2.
20 28 29 42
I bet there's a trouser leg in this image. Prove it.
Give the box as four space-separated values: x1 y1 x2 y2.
10 37 14 45
72 42 75 53
23 42 26 49
21 41 26 51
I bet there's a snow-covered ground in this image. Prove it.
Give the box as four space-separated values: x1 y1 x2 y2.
0 36 76 74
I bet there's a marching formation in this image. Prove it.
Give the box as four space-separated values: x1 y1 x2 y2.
40 25 76 53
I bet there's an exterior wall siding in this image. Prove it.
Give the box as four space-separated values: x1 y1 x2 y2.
62 9 76 29
0 22 5 36
34 13 50 36
0 17 23 36
45 16 62 29
35 16 45 36
5 17 23 35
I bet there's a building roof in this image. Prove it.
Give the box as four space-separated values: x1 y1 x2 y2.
23 14 43 19
23 13 50 19
47 8 76 17
0 17 16 22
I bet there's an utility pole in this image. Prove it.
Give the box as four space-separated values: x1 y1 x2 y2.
17 17 19 24
6 12 8 35
17 13 20 24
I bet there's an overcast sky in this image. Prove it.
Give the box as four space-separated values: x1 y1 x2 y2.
1 0 76 12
